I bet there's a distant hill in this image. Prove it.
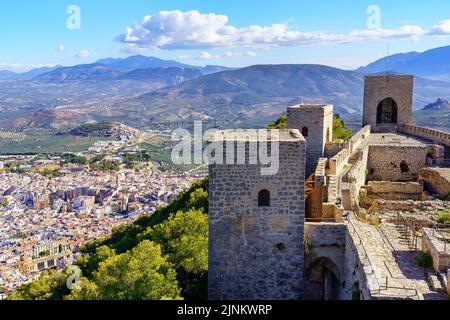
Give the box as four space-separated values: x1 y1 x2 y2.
98 55 193 72
357 45 450 81
0 66 62 81
0 108 92 130
35 64 123 82
96 55 230 75
115 64 450 129
132 64 364 125
119 67 203 86
415 108 450 133
1 59 449 132
68 121 142 139
20 66 62 79
1 55 229 83
34 59 227 84
0 70 20 80
423 98 450 110
34 64 205 86
201 65 233 75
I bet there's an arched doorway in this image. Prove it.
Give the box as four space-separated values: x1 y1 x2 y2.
304 257 341 300
377 98 398 124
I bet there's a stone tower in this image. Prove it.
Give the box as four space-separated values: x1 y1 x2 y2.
363 75 414 133
208 129 306 300
287 104 333 177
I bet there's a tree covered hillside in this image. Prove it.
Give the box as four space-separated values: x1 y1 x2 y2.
9 179 209 301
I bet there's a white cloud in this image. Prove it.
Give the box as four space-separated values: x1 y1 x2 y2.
428 20 450 35
198 51 220 60
196 50 257 60
117 10 435 51
76 50 91 58
56 44 65 54
0 63 59 73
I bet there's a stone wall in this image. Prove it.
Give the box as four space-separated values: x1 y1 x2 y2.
329 148 350 176
368 199 449 214
324 141 345 158
419 168 450 197
304 223 346 299
314 158 327 185
363 75 414 133
305 223 347 251
400 125 450 148
359 181 424 208
448 272 450 297
348 126 371 155
304 222 380 300
306 182 324 220
367 145 428 182
342 229 375 300
328 126 371 202
287 104 333 177
208 130 306 300
341 147 369 210
366 181 424 194
422 228 450 273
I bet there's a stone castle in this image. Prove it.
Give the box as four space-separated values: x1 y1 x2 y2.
208 75 450 300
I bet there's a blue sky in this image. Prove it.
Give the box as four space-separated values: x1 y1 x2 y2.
1 0 450 72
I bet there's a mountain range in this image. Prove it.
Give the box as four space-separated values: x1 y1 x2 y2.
0 55 231 81
357 45 450 82
1 47 450 132
111 64 450 129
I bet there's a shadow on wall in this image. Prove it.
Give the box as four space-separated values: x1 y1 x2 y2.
304 257 341 300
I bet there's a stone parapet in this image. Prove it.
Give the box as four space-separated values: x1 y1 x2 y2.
400 125 450 147
422 228 450 273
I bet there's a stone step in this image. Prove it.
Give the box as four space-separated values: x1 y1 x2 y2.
349 150 362 164
427 272 446 293
438 272 448 291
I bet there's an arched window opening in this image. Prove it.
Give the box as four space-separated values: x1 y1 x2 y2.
304 257 341 300
377 98 398 124
302 127 309 137
326 127 331 143
400 161 410 173
258 189 271 207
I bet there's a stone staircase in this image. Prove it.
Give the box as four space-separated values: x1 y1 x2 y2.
348 149 362 165
426 272 447 293
327 176 338 203
348 214 449 300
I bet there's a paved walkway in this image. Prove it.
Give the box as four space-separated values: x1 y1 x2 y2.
349 214 448 300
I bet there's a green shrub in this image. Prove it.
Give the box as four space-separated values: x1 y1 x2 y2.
267 114 353 141
415 252 433 269
267 116 287 129
435 209 450 224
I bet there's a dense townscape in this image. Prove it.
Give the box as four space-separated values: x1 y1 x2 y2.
0 154 199 298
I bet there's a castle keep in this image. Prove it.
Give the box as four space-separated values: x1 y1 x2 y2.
287 104 333 177
363 75 414 132
208 130 306 300
208 75 450 300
